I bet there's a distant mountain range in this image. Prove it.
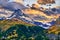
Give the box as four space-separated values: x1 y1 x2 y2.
44 8 60 15
0 2 60 29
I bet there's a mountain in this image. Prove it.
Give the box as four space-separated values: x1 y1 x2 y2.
0 1 60 29
0 6 59 29
44 7 60 15
48 17 60 35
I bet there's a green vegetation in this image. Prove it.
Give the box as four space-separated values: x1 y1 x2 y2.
0 19 60 40
0 19 34 31
0 24 49 40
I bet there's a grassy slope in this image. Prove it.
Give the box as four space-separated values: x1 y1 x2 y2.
48 18 60 35
0 19 48 40
0 18 34 31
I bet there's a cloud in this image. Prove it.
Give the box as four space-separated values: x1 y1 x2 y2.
37 0 55 4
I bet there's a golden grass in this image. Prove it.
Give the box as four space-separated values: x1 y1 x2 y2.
0 18 34 31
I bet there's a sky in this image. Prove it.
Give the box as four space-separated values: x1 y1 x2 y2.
23 0 60 8
8 0 60 8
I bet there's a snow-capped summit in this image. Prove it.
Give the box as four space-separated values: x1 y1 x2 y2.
0 0 60 29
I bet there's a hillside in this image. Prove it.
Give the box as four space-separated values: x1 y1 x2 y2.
0 18 48 40
0 24 48 40
0 18 34 31
48 17 60 35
